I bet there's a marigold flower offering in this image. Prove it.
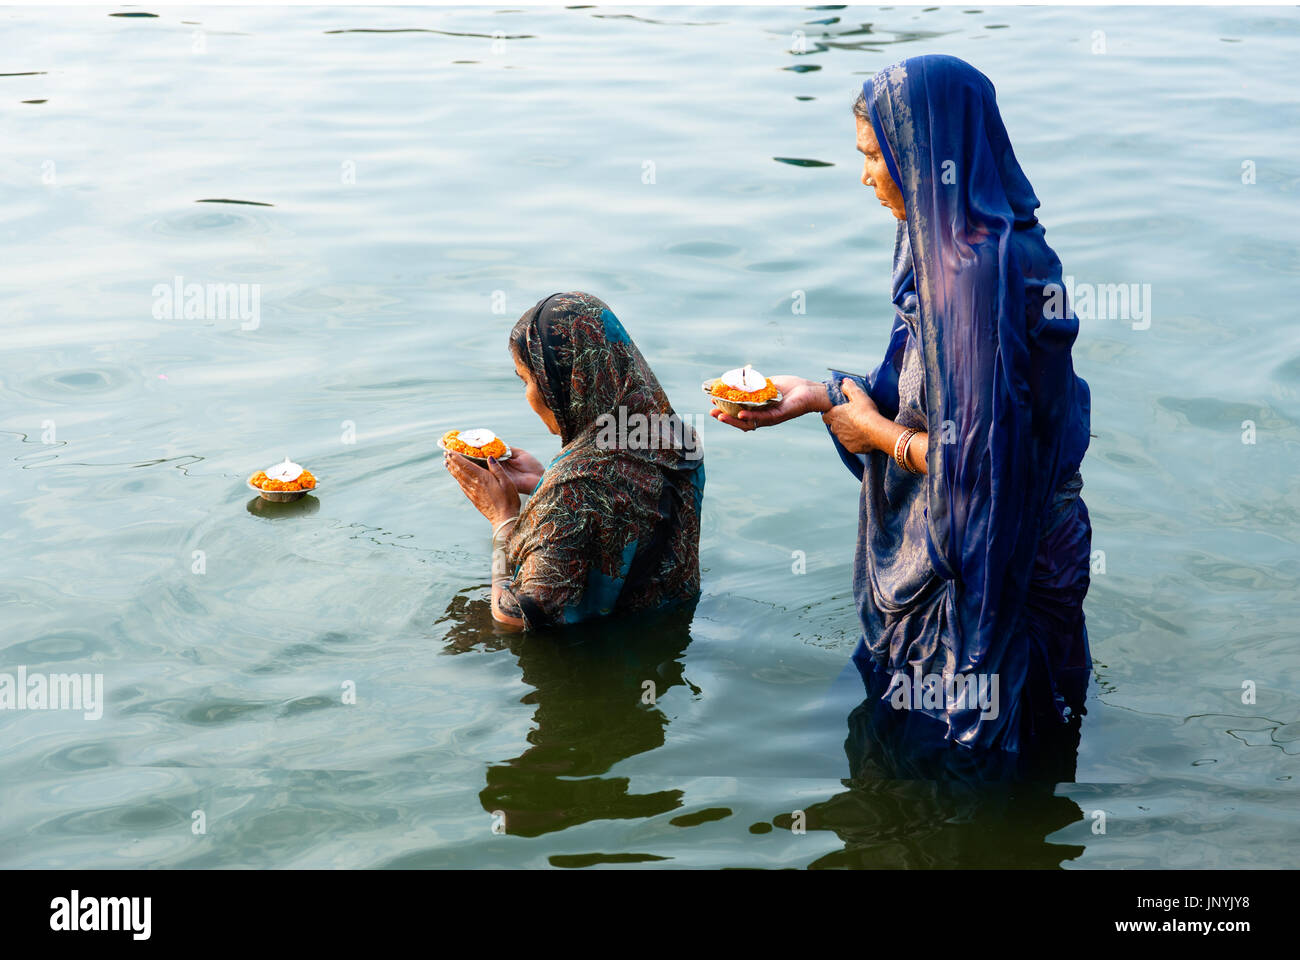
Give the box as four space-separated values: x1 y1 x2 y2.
249 456 317 492
441 428 508 460
710 364 778 403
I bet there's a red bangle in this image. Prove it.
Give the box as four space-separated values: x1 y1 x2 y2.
893 427 921 474
902 431 923 474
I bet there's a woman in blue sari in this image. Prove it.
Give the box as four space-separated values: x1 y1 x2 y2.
713 55 1093 754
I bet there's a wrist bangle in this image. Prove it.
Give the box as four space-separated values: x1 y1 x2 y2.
901 430 923 475
491 515 519 542
893 427 919 473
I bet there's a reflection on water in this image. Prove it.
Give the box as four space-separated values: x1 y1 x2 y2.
245 494 321 518
801 693 1086 869
437 588 1093 867
443 600 698 840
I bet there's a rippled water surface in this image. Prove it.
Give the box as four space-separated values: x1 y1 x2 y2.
2 5 1298 868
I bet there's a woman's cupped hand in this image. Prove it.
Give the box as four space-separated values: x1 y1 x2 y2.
495 447 545 496
709 375 832 432
444 452 521 526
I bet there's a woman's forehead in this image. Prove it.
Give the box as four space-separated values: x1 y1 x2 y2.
856 116 878 151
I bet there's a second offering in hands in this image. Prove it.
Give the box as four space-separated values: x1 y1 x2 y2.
439 428 513 466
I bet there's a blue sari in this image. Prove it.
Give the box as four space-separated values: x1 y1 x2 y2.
827 55 1093 753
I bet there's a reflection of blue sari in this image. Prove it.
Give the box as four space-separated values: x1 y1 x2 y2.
826 55 1093 752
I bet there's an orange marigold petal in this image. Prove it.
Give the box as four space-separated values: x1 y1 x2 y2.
711 377 778 403
443 432 506 459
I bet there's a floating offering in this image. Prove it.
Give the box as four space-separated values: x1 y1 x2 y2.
248 456 317 501
702 364 782 416
438 428 512 464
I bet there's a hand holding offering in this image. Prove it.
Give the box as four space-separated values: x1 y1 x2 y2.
443 446 520 527
495 446 546 496
708 374 831 432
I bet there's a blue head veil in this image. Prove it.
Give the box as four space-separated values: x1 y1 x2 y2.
842 55 1092 750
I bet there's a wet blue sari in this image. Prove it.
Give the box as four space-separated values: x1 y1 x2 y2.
826 55 1093 752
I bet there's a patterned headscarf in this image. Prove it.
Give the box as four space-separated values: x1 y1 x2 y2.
502 292 705 628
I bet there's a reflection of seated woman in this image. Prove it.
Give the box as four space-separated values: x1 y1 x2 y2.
444 292 705 630
439 599 697 840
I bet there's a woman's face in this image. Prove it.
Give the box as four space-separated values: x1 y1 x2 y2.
513 352 561 436
856 116 906 221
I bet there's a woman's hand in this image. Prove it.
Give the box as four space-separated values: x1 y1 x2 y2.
709 375 832 432
497 446 545 495
444 452 521 526
822 378 886 454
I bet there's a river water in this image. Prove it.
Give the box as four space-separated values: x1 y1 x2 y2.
2 4 1297 868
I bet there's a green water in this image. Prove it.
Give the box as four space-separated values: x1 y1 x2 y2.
2 5 1298 868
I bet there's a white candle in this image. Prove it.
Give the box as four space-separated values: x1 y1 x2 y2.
266 456 303 482
457 429 497 448
720 364 766 392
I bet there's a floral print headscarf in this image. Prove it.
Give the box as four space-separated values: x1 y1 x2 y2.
500 292 705 628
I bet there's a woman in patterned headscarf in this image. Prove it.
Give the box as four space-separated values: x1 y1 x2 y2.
444 292 705 630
